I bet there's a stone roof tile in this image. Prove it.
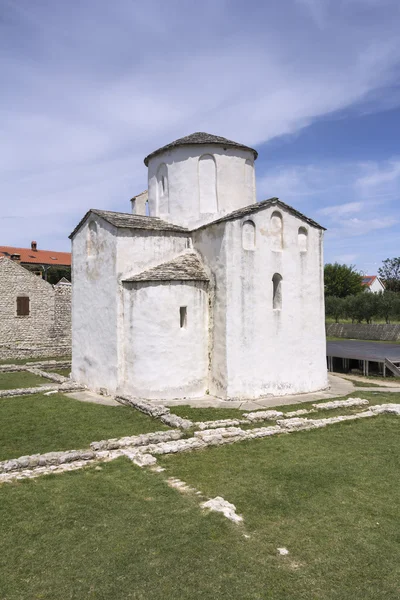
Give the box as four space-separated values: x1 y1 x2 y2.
122 251 209 283
69 209 188 239
191 197 325 231
144 132 258 165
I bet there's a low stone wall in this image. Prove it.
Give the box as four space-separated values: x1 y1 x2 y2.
0 360 71 373
326 323 400 342
0 344 71 361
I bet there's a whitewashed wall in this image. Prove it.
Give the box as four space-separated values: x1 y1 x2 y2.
193 206 327 399
120 281 209 399
368 278 385 293
223 207 327 398
71 217 119 393
72 206 326 400
72 217 191 395
191 222 228 397
116 230 189 281
115 228 190 390
147 145 256 229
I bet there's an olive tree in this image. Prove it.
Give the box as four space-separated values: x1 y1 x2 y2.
376 291 398 324
325 296 345 323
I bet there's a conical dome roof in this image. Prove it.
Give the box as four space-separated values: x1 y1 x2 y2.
144 132 258 165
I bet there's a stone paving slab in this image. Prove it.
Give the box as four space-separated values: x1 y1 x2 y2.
237 401 268 411
150 397 244 408
148 375 354 409
61 374 398 413
65 391 121 407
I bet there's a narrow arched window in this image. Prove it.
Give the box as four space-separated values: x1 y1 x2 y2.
270 211 283 251
199 154 217 213
156 163 169 214
242 220 256 250
272 273 282 310
298 227 308 252
87 221 98 257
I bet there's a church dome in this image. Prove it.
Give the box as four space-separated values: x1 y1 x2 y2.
144 132 258 166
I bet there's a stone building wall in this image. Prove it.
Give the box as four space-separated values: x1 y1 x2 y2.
51 283 72 347
326 322 400 342
0 258 71 359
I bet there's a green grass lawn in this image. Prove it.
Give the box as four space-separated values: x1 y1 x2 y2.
158 415 400 600
47 367 71 377
0 371 49 390
173 405 246 422
0 412 399 599
0 393 168 461
1 389 397 462
339 378 382 388
326 335 400 344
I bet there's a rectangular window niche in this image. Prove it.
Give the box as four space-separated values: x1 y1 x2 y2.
180 306 187 329
17 296 30 316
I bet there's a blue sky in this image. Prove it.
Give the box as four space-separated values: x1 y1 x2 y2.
1 0 399 273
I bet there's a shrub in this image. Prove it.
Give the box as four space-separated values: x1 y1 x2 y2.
327 291 400 324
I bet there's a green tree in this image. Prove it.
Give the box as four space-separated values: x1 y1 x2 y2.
378 257 400 292
343 295 363 323
344 293 379 324
376 291 398 324
23 264 71 284
325 296 345 323
46 266 71 284
324 263 364 298
358 293 379 324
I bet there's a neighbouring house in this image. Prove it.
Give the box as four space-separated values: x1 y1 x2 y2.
0 257 71 360
362 275 385 294
70 132 327 400
0 241 71 282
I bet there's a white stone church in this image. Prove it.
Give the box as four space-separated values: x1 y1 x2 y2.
70 132 327 400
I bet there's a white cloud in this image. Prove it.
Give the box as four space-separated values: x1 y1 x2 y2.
319 202 364 217
0 0 400 252
355 160 400 193
331 216 399 236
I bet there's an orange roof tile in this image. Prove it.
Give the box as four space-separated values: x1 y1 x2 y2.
0 246 71 267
